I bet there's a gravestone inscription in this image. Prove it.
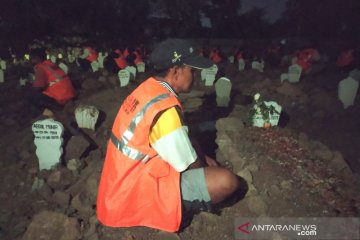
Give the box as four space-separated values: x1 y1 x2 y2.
32 119 64 170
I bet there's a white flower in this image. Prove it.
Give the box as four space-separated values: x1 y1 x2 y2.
254 93 261 102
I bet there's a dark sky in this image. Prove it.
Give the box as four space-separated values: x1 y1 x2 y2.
241 0 286 22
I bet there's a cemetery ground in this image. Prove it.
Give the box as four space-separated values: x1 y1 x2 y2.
0 62 359 240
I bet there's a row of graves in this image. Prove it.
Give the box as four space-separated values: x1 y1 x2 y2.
15 41 357 189
247 50 360 111
2 39 359 160
0 46 146 88
2 48 359 113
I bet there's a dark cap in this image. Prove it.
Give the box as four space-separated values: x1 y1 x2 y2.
150 39 213 70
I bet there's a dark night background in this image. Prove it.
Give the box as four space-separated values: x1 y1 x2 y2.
0 0 359 52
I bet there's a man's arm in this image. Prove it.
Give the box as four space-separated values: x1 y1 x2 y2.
149 106 197 172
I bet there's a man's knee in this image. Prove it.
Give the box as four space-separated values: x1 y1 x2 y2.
218 168 240 193
205 167 240 203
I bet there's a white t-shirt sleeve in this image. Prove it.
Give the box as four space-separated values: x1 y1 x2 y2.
149 107 197 172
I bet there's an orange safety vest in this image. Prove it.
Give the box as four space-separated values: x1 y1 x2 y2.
210 49 222 64
296 48 318 72
36 60 75 105
113 49 128 69
336 49 354 67
114 56 128 69
97 77 183 232
123 48 130 58
236 51 244 60
85 47 98 62
133 50 143 65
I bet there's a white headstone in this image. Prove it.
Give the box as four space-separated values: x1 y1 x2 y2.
58 62 69 74
91 61 100 72
97 52 107 68
251 61 264 72
125 66 137 79
32 119 64 170
75 105 99 131
349 69 360 81
50 55 57 64
228 56 235 63
201 68 206 81
19 77 27 86
215 77 232 107
288 64 302 83
0 60 6 70
118 69 130 87
252 101 282 127
0 69 4 83
338 77 359 109
136 61 146 73
238 58 245 71
204 64 218 86
68 51 76 63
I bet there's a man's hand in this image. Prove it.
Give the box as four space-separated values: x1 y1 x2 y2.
204 155 219 167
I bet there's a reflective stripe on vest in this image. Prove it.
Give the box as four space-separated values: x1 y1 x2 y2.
110 93 171 161
44 64 67 86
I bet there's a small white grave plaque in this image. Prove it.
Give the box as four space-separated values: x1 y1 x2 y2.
58 62 69 74
204 64 218 86
238 58 245 71
215 77 232 107
281 64 302 83
251 60 264 72
32 119 64 170
97 52 107 68
338 77 359 109
50 55 57 64
201 68 206 81
118 69 130 87
0 70 4 83
125 66 137 79
288 64 302 83
75 105 99 130
91 61 100 72
252 101 282 127
228 56 235 63
136 62 146 73
19 77 27 86
0 60 6 70
68 52 76 63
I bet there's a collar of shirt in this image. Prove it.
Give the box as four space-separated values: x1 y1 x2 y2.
157 80 178 98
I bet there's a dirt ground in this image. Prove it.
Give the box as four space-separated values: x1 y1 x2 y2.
0 59 359 240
